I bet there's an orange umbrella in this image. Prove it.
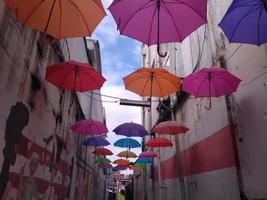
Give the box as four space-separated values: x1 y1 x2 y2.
4 0 106 40
152 121 189 135
123 67 181 97
117 150 137 158
112 159 129 165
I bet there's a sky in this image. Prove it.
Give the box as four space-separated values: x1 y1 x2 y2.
91 0 143 173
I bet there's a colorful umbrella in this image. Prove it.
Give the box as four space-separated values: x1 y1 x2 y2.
93 148 113 156
45 60 106 92
113 165 128 171
123 67 181 97
135 158 153 164
182 67 241 109
71 119 108 136
82 137 110 147
113 159 129 165
95 157 111 164
4 0 106 40
98 163 113 169
152 121 189 135
114 138 141 148
145 138 173 148
109 0 207 56
113 122 148 137
133 163 146 167
139 150 157 158
219 0 267 45
117 150 137 158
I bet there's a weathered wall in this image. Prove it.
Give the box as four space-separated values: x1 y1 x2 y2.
138 0 267 200
0 3 105 200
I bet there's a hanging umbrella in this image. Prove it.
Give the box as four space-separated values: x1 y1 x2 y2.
117 150 137 158
93 148 113 156
95 157 111 164
113 122 148 137
45 60 106 92
152 121 189 135
71 119 108 136
98 163 113 169
113 159 130 165
4 0 106 40
108 0 207 56
139 150 157 158
219 0 267 45
82 137 110 147
123 67 181 97
182 67 241 109
129 165 144 170
145 138 173 147
133 163 146 167
114 138 141 148
113 165 128 171
135 158 153 164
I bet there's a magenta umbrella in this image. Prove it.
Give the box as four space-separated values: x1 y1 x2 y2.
70 119 108 136
139 150 157 158
109 0 207 56
182 67 241 109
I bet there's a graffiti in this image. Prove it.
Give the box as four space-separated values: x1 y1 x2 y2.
0 102 30 198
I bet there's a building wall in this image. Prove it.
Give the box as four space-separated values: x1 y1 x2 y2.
139 0 267 200
0 3 106 200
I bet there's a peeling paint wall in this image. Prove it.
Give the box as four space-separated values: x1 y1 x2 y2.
0 4 105 200
138 0 267 200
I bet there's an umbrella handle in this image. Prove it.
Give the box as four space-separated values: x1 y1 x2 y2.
204 96 212 110
157 44 167 57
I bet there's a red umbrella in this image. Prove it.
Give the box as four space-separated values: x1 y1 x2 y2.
45 60 106 92
145 138 173 148
93 148 113 156
152 121 189 135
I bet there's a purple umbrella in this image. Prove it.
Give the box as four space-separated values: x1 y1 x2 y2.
182 67 241 109
113 122 148 137
219 0 267 45
113 165 128 171
71 119 108 136
82 137 110 147
108 0 207 56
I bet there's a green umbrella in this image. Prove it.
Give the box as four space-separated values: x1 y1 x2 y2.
95 157 111 164
133 163 146 167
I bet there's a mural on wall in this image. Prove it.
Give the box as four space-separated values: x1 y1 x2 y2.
75 166 89 200
0 102 30 198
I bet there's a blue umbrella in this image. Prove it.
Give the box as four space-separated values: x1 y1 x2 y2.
113 122 148 137
135 157 153 164
82 137 110 147
114 138 141 148
219 0 267 45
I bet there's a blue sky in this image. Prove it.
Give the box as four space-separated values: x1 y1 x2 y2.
91 0 143 170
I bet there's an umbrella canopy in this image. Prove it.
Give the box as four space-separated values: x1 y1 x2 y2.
182 67 241 109
117 150 137 158
113 159 129 165
93 148 113 156
113 165 128 171
108 0 207 56
145 138 173 148
133 163 146 167
139 150 157 158
95 157 111 164
114 138 141 148
135 158 153 164
219 0 267 45
113 122 148 137
4 0 106 40
98 163 113 169
123 67 181 97
45 60 106 92
82 137 110 147
71 119 108 136
152 121 189 135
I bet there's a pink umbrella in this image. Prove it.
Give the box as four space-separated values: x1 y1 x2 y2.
152 121 189 135
108 0 207 56
139 150 157 158
182 67 241 109
71 119 108 136
98 163 113 169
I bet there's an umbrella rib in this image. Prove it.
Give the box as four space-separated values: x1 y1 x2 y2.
194 74 208 97
59 0 62 39
119 1 155 33
66 0 92 36
229 5 260 42
257 5 263 45
161 2 182 41
148 5 158 45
